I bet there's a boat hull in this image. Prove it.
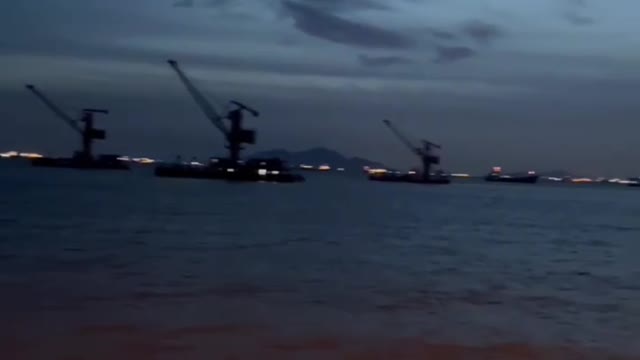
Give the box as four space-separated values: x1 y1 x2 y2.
368 173 451 185
485 174 539 184
31 156 129 170
154 164 304 183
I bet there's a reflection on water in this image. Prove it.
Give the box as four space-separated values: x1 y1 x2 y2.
1 165 639 359
3 327 639 360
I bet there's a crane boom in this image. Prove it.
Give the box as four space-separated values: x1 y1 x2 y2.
167 59 229 136
83 108 109 115
382 119 421 156
421 139 441 149
25 84 83 134
230 100 259 117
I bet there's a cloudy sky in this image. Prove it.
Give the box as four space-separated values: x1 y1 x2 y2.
1 0 638 175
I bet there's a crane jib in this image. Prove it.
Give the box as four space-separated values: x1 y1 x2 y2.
382 119 442 167
167 59 229 137
25 84 84 135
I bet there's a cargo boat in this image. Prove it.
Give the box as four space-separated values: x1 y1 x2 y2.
32 153 129 170
155 158 304 183
25 84 129 171
368 171 450 184
368 119 450 185
158 59 304 184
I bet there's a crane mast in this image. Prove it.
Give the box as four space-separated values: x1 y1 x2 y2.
25 84 108 161
382 119 441 181
167 60 258 164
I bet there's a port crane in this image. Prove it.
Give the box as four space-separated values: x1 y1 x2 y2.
25 84 108 162
167 59 259 164
382 119 442 181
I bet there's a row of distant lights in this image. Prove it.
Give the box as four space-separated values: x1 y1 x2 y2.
299 164 345 172
180 159 281 175
0 151 43 159
207 168 281 175
366 165 638 184
0 153 374 175
552 177 638 185
365 166 471 178
2 152 636 184
116 156 156 164
492 167 636 184
0 151 161 164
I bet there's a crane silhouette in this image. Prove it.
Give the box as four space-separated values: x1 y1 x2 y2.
25 84 109 162
382 119 442 181
167 59 259 164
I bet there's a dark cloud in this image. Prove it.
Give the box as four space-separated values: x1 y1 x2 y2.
357 54 413 67
433 46 476 64
429 29 457 41
282 0 414 49
564 13 595 25
2 0 639 175
564 0 595 25
568 0 588 8
462 20 503 44
291 0 390 12
173 0 233 8
205 0 234 6
173 0 194 7
424 22 498 62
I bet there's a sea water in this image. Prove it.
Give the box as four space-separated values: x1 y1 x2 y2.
1 160 639 359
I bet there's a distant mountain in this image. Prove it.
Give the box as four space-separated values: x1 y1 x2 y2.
251 147 386 171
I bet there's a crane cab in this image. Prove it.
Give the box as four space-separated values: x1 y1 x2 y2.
238 129 255 144
424 155 440 165
89 129 106 140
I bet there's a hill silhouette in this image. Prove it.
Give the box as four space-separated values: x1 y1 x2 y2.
251 147 385 171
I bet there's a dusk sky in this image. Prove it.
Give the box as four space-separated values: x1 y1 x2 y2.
1 0 638 176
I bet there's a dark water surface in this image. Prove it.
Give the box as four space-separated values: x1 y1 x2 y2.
1 161 639 359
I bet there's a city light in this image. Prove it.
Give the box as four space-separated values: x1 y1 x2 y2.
0 151 42 159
